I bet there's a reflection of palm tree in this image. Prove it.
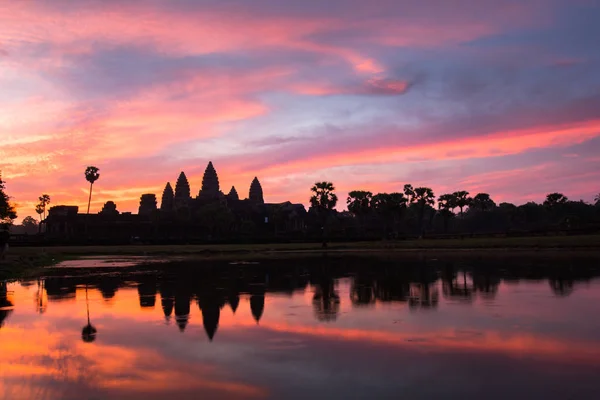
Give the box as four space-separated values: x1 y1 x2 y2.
35 279 48 314
442 270 474 303
312 278 340 322
472 271 500 300
81 284 97 343
350 276 375 307
0 281 14 329
408 283 439 310
549 279 574 297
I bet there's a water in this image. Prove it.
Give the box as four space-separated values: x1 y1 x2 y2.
1 255 600 399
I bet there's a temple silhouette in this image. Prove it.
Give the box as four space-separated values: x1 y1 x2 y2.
44 162 306 243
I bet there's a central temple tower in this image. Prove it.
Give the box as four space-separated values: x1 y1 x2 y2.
198 161 220 200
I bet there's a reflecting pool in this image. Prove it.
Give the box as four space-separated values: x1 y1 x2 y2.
1 255 599 399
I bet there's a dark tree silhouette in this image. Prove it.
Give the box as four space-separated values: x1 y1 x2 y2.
471 193 496 212
84 166 100 215
35 204 44 224
371 192 407 237
21 216 38 234
0 173 17 227
453 191 471 214
347 190 372 216
37 194 51 220
310 182 338 211
595 193 600 206
437 195 456 233
413 187 435 232
544 192 568 208
310 182 338 246
403 184 415 204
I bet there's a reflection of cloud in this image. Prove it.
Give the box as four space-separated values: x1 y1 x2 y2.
0 325 267 399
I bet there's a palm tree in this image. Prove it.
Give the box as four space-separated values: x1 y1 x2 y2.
310 182 338 247
413 187 435 233
438 193 457 232
593 193 599 206
81 284 97 343
347 190 372 216
347 190 372 236
0 172 17 227
310 182 338 211
453 191 471 214
84 166 100 215
35 204 44 223
371 192 407 238
471 193 496 212
403 184 415 204
38 194 51 219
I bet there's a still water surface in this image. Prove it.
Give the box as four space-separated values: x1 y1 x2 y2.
1 255 600 399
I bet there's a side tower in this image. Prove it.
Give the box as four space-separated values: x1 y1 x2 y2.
174 171 191 210
227 186 239 202
160 182 174 212
249 177 264 204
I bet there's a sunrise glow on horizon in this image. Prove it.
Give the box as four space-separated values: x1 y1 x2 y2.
1 0 599 221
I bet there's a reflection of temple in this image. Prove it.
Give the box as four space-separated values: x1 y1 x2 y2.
44 162 307 243
16 258 597 341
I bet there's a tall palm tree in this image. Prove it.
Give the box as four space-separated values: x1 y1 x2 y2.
595 193 600 206
347 190 372 235
347 190 372 216
35 204 44 223
413 187 435 233
84 166 100 215
310 182 338 246
38 194 51 219
403 184 415 204
438 193 457 232
310 182 338 211
453 191 471 214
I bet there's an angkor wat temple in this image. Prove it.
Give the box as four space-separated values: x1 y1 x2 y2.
44 162 307 244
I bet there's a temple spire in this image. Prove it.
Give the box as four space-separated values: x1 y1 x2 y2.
249 177 264 204
160 182 174 212
227 186 239 201
174 172 191 209
199 161 220 199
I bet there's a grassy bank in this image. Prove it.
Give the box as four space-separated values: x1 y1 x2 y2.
7 234 600 257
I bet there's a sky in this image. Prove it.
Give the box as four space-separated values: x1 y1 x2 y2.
1 0 599 220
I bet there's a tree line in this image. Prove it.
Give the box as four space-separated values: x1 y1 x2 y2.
308 181 600 239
